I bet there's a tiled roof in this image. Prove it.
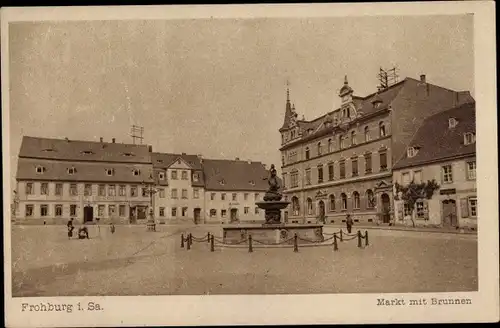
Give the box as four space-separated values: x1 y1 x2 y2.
393 102 476 170
18 136 152 163
151 152 203 170
16 158 154 183
203 159 269 191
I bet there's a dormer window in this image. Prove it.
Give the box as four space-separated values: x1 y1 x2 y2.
35 166 46 174
249 180 255 186
464 132 476 145
133 169 140 176
220 179 226 186
122 152 134 157
67 167 76 175
177 160 181 164
407 147 418 158
159 172 165 180
193 172 199 182
105 168 115 176
449 118 458 128
42 148 55 152
81 150 94 155
157 159 163 163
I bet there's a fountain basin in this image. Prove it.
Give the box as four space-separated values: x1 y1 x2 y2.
222 223 324 245
255 200 290 210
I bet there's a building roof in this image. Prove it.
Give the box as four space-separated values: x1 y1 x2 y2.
18 136 152 163
151 152 203 170
202 159 269 191
393 102 476 170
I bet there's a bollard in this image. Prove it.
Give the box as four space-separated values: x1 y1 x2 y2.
357 230 362 248
187 236 191 250
181 234 185 248
340 229 343 242
210 235 215 252
189 233 193 246
293 234 298 253
333 234 338 251
207 232 211 243
248 235 253 253
365 230 369 246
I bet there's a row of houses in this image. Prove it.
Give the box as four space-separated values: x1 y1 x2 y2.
279 74 477 229
14 136 270 224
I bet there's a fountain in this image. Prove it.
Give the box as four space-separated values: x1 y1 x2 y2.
222 164 324 245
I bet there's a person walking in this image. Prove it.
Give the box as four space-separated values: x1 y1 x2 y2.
67 218 75 239
346 214 354 234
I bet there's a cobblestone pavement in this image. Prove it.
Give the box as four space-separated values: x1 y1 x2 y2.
10 225 478 297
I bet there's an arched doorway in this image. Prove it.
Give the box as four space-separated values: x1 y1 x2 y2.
318 200 326 222
193 208 201 224
381 193 391 223
442 199 457 227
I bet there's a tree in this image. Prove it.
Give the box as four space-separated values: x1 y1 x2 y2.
394 179 440 227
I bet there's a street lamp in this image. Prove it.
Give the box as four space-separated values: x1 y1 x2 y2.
142 177 159 232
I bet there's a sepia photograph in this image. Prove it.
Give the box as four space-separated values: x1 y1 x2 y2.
2 2 498 327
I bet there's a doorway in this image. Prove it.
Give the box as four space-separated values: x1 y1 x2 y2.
129 206 137 224
230 208 238 222
318 200 326 223
442 199 457 227
194 208 201 224
137 206 147 221
83 206 93 223
381 193 391 223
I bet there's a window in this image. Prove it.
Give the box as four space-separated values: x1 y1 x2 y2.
221 193 226 201
329 194 336 211
40 205 48 217
84 184 92 196
416 201 425 219
339 160 346 179
108 185 116 196
379 151 388 171
317 165 324 183
219 179 226 186
282 173 287 189
171 189 178 199
466 161 476 180
182 171 188 180
182 189 188 199
55 205 62 217
407 147 418 158
130 186 137 197
171 170 178 180
25 205 34 216
119 205 126 217
364 153 372 173
341 193 347 210
159 188 165 198
317 142 322 156
193 172 199 182
448 118 458 128
210 193 216 201
281 155 285 166
98 205 105 217
142 188 148 197
119 185 126 196
221 209 227 218
464 132 475 145
193 188 199 199
402 172 411 185
353 192 360 209
249 180 255 186
70 184 78 196
328 139 333 152
133 169 140 176
305 169 311 185
244 207 249 214
210 209 217 217
158 172 165 180
366 189 375 209
55 183 62 196
36 166 46 174
255 193 260 201
292 197 300 216
442 165 453 183
351 131 357 145
328 163 334 181
255 207 259 215
159 207 165 217
469 197 477 217
379 122 386 137
307 198 313 215
26 183 33 195
232 193 237 201
172 208 177 217
364 126 371 142
340 135 346 149
98 184 106 196
305 147 310 160
105 168 114 176
414 170 422 184
351 157 358 177
70 204 77 216
67 167 76 175
109 205 116 216
290 171 299 188
403 203 412 216
244 193 249 201
41 183 48 195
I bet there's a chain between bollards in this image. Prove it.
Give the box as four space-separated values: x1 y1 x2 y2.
357 230 362 248
293 234 298 252
181 233 185 248
365 230 369 247
248 235 253 253
333 234 338 251
210 235 215 252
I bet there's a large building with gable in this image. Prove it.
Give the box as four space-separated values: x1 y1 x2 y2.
279 74 475 225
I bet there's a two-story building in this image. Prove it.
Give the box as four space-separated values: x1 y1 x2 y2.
15 136 154 224
392 102 477 229
280 73 474 225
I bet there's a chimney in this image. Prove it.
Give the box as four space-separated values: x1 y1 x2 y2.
148 145 152 152
182 152 186 155
420 74 426 83
235 157 240 161
247 160 252 164
99 137 103 142
112 138 116 143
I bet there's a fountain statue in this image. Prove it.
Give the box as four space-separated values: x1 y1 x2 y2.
257 164 290 224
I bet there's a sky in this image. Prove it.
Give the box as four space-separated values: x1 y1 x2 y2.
8 15 474 188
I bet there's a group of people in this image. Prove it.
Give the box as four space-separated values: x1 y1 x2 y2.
67 218 116 240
